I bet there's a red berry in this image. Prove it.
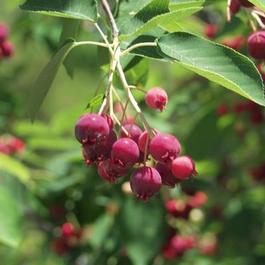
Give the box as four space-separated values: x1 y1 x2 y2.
111 138 140 167
150 133 181 163
188 191 208 208
165 199 191 219
145 87 168 111
204 24 218 39
8 137 25 153
238 0 254 7
0 24 8 43
52 238 70 255
82 130 117 164
250 109 264 124
217 104 229 117
138 131 150 153
75 113 110 144
221 36 245 51
247 31 265 60
1 41 14 57
121 124 143 143
130 166 162 201
156 162 179 188
61 223 75 238
122 116 136 125
171 156 196 180
97 159 127 183
230 0 241 14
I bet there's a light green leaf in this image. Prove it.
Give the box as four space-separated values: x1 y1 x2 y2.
249 0 265 12
0 154 31 185
27 40 75 121
0 186 22 247
20 0 98 21
170 0 205 9
157 32 265 106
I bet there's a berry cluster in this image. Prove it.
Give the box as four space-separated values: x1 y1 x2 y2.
52 222 82 255
0 135 25 155
217 100 264 124
0 23 14 60
75 87 197 201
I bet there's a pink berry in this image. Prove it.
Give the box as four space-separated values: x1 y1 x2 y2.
97 159 127 183
0 24 8 43
171 156 196 180
138 131 150 153
111 137 140 167
130 166 162 201
145 87 168 111
82 130 117 164
1 41 14 57
230 0 241 14
247 31 265 59
150 133 181 163
121 124 143 143
75 113 110 144
61 223 75 238
155 162 179 188
204 24 218 39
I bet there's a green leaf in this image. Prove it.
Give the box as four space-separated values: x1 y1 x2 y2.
86 94 104 110
0 186 22 247
249 0 265 12
20 0 98 21
118 197 166 265
170 0 205 9
27 40 75 121
0 154 31 185
157 32 265 106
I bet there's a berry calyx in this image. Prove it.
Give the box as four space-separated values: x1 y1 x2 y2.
156 162 179 188
150 133 181 163
121 123 143 143
111 137 140 167
171 156 196 180
75 113 110 144
130 166 162 201
145 87 168 111
247 31 265 60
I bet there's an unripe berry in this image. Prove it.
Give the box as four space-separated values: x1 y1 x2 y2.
121 124 143 143
156 162 179 188
145 87 168 111
247 31 265 60
0 24 8 43
138 131 150 153
238 0 254 7
150 133 181 163
111 137 140 167
171 156 196 180
230 0 241 14
75 113 110 144
130 166 162 201
98 159 127 183
1 41 14 57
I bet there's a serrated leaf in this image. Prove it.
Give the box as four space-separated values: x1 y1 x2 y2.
0 186 22 247
20 0 98 21
157 32 265 106
118 197 166 265
27 40 75 121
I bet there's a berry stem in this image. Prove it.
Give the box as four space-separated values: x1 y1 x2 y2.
121 42 157 56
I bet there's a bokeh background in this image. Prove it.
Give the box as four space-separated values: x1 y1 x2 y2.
1 1 265 265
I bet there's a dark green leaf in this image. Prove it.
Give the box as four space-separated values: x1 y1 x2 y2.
20 0 98 21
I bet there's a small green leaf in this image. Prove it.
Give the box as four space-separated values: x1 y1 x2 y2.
86 94 104 110
20 0 98 21
27 40 75 121
0 186 22 247
157 32 265 106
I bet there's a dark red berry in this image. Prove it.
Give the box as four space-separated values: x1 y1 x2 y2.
150 133 181 163
145 87 168 111
52 238 70 255
75 113 110 144
217 104 229 117
111 137 140 167
130 166 162 201
230 0 241 14
156 162 179 188
247 31 265 59
97 159 127 183
82 130 117 164
0 24 8 43
1 41 14 57
238 0 254 7
171 156 196 180
121 124 143 143
204 24 218 39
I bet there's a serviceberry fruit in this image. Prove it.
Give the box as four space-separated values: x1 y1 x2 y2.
0 23 8 43
171 156 196 180
156 162 179 188
111 137 140 167
130 166 162 201
204 24 218 39
150 133 181 163
75 113 110 144
230 0 241 14
145 87 168 111
121 123 143 143
1 41 13 57
247 31 265 59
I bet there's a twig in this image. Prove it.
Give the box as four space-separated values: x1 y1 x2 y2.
121 42 157 56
